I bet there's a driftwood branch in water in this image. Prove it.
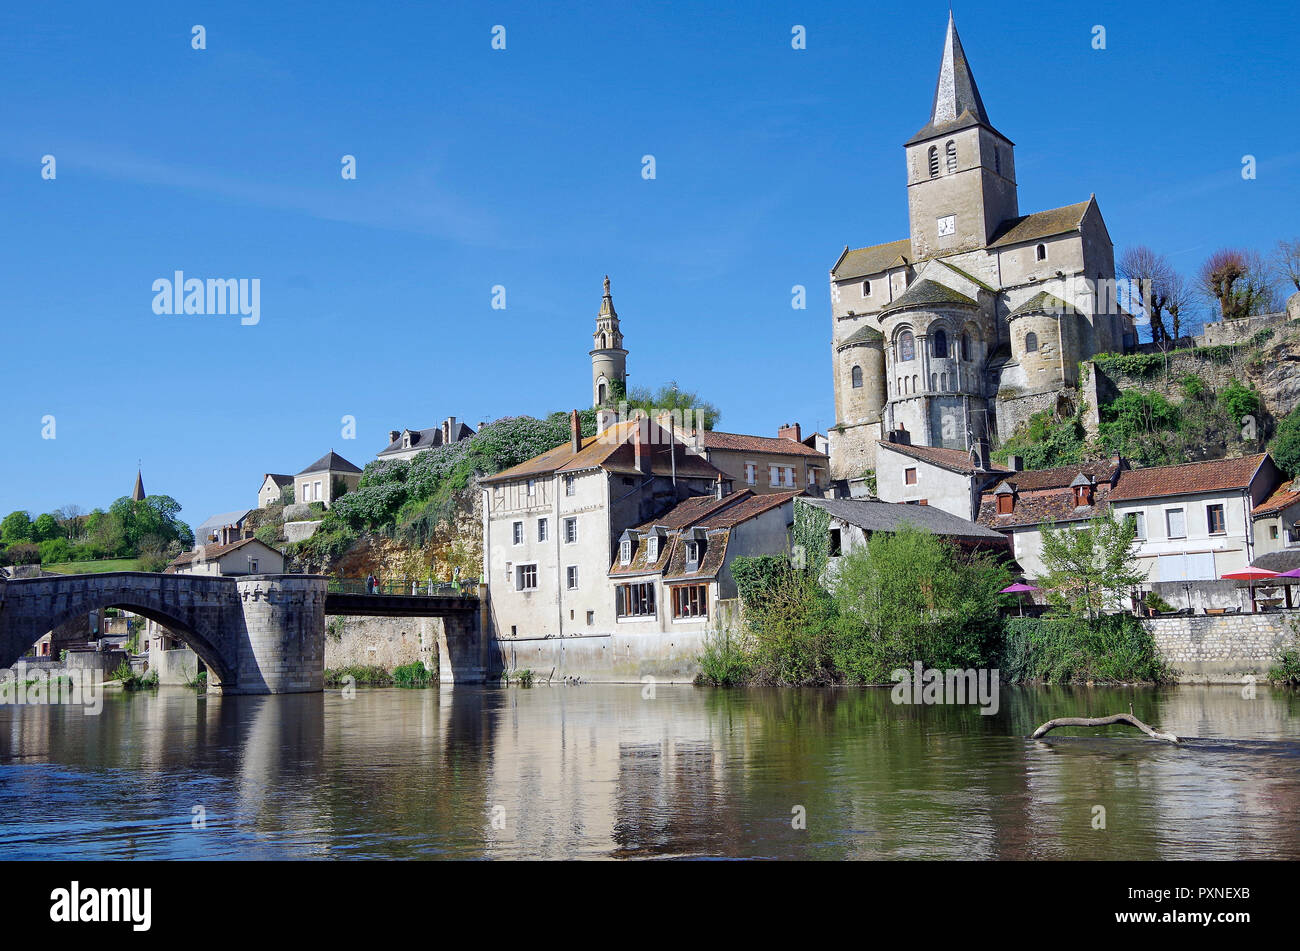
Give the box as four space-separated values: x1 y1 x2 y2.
1030 713 1180 744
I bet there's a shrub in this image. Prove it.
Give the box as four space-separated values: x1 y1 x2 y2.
1270 406 1300 477
392 661 434 687
324 665 391 686
1217 379 1262 425
999 614 1173 684
695 629 753 686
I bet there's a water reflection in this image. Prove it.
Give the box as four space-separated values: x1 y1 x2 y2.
0 685 1296 859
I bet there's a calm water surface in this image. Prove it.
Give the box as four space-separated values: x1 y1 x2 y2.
1 684 1298 859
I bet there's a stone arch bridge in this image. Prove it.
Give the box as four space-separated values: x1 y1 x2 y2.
0 572 481 694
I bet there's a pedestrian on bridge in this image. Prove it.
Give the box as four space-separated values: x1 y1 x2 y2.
366 573 376 595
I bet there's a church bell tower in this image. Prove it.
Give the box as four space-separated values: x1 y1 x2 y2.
590 275 627 407
904 12 1018 260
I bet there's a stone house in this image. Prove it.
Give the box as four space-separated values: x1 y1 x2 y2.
873 435 1010 520
1252 479 1300 555
609 489 803 637
196 509 254 544
672 421 831 495
1107 453 1281 583
294 450 362 508
480 412 725 643
376 417 476 463
976 458 1126 578
258 473 293 509
827 13 1135 483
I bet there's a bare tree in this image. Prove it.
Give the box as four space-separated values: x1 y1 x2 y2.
1199 248 1250 319
1274 238 1300 294
1242 250 1283 315
1164 270 1197 342
1119 246 1194 347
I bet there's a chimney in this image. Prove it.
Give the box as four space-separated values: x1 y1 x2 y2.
219 525 234 546
597 408 618 433
633 417 652 475
715 473 725 500
570 409 582 453
778 422 802 443
388 430 400 444
975 438 991 472
1008 454 1024 471
444 416 457 444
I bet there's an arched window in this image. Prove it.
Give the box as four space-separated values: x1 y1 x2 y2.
1035 243 1047 262
1025 332 1039 353
960 332 970 361
851 365 863 389
862 279 871 296
945 140 957 174
928 146 939 179
932 329 948 358
897 330 915 362
600 333 608 348
598 381 608 403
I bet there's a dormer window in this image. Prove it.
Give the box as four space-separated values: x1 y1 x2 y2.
620 539 633 565
995 485 1015 515
647 536 659 561
685 541 700 568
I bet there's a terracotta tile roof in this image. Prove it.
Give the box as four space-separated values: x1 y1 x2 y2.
699 490 802 528
1254 482 1300 517
1109 454 1268 502
481 419 723 484
167 536 273 569
832 239 911 280
995 458 1124 493
877 440 1011 478
701 430 828 458
608 531 677 578
977 483 1112 530
988 200 1091 249
662 531 730 582
633 492 741 532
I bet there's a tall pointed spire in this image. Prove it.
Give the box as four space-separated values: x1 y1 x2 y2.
907 12 999 144
132 467 146 501
599 274 617 319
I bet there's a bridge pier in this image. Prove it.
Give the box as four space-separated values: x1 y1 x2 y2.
222 576 326 694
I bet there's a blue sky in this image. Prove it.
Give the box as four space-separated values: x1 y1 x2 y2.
2 0 1297 532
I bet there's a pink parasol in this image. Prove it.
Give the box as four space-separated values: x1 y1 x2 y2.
1222 567 1281 612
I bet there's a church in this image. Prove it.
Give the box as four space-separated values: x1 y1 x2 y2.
827 13 1136 485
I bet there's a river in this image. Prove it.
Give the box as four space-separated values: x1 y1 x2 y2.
1 684 1297 859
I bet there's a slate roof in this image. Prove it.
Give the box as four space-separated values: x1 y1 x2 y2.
877 440 1011 478
481 419 723 484
662 531 730 582
701 430 828 458
1254 482 1300 517
994 458 1125 493
1109 454 1269 502
905 13 1006 146
837 323 886 349
1007 291 1080 320
879 278 977 316
799 496 1009 543
977 483 1112 530
831 239 911 280
988 200 1091 249
196 510 254 536
261 474 293 488
377 422 475 457
297 450 363 476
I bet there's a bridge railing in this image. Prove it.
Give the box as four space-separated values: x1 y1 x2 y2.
327 577 479 598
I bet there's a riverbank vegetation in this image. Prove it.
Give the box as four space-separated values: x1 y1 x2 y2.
1 495 194 572
701 513 1173 688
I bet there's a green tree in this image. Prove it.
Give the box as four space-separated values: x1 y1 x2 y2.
1 511 34 544
1268 406 1300 479
622 381 721 430
1039 514 1145 621
830 525 1011 682
32 513 62 542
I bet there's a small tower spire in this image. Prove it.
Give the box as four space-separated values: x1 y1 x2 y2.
132 465 146 501
590 275 628 408
912 11 994 141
